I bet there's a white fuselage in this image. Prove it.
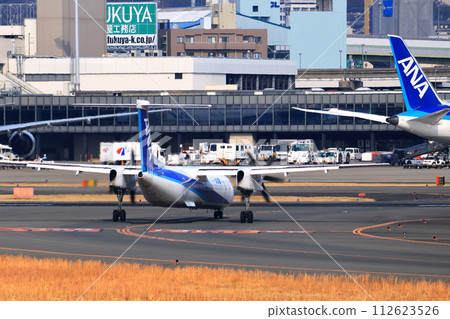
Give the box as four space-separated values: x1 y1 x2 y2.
137 166 234 209
397 116 450 144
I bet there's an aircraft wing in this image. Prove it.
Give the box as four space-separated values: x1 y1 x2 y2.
0 109 170 134
196 165 339 177
195 163 388 177
293 107 388 124
23 162 140 175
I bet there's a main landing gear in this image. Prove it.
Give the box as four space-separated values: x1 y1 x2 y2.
240 194 253 223
213 209 224 219
112 188 126 222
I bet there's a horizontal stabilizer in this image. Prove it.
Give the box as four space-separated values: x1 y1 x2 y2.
408 108 450 125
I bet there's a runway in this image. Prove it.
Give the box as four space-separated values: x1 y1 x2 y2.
0 166 449 281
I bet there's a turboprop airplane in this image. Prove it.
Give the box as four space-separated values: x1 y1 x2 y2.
294 35 450 145
16 99 350 224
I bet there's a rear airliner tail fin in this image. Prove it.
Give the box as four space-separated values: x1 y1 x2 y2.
137 100 161 172
389 35 444 113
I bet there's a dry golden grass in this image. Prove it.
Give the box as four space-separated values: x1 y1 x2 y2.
0 255 448 301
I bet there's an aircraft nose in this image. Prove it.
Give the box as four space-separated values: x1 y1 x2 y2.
386 116 399 126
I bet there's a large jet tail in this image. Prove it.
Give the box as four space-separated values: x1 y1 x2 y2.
389 35 445 113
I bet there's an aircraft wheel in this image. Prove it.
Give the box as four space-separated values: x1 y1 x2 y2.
240 211 246 223
247 211 253 223
119 210 126 222
113 210 119 222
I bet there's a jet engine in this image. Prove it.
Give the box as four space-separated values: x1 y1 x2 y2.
8 131 35 158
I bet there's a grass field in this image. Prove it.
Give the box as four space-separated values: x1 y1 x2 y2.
0 255 448 301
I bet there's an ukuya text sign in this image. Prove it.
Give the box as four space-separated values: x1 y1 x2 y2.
107 2 157 49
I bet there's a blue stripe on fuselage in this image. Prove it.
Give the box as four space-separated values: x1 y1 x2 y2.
149 168 231 205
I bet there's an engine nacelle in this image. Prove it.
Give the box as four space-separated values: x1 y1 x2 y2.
8 131 35 158
236 169 262 192
109 168 136 191
137 171 154 187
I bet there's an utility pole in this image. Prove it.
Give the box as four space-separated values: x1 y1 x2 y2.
74 0 80 92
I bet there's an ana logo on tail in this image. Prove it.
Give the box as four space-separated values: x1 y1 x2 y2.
397 56 429 99
143 116 153 164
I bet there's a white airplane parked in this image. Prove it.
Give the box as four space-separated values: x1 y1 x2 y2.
294 35 450 145
16 100 352 224
0 108 142 158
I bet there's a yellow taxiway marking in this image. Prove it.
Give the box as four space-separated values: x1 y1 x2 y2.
0 182 109 187
353 218 450 246
265 182 444 187
0 194 373 203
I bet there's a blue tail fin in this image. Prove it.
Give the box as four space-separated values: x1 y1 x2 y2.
389 35 443 113
137 100 156 172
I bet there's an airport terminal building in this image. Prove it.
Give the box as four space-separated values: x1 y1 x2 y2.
0 90 437 160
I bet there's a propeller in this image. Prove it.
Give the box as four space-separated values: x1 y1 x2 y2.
261 183 271 203
130 148 137 205
260 174 286 204
263 175 286 183
130 190 136 205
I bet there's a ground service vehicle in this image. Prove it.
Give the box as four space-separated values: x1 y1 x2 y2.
422 156 446 168
287 139 318 165
344 147 361 161
258 144 279 162
324 148 350 164
314 150 327 164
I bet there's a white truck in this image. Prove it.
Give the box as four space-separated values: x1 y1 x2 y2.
344 147 362 161
99 141 166 165
287 139 318 165
200 142 255 165
0 144 18 161
323 148 351 164
258 144 279 162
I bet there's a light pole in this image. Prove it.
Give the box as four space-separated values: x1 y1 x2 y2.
437 0 442 39
361 44 365 68
299 52 302 69
74 0 80 92
364 50 367 68
339 49 342 69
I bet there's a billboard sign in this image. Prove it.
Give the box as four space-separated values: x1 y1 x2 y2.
107 2 157 50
